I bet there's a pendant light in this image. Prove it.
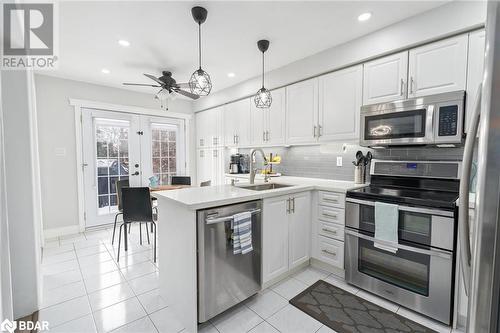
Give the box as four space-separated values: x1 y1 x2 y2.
254 39 272 108
188 6 212 96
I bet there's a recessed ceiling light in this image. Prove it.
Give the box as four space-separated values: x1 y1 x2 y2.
358 12 372 22
227 72 235 78
118 39 130 47
101 68 110 74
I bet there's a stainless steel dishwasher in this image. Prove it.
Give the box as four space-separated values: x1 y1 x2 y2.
197 200 262 322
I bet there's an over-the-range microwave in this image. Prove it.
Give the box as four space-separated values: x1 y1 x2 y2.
359 91 465 147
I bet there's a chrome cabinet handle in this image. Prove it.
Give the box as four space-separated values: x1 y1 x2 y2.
318 125 322 137
286 198 290 214
322 212 338 219
322 228 338 235
292 197 295 213
263 131 266 142
323 197 339 203
322 249 337 256
266 131 270 142
313 126 317 138
410 76 414 95
400 79 405 96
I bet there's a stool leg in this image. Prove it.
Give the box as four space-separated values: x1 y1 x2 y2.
117 224 124 262
112 214 119 245
152 221 157 263
146 223 150 245
139 223 142 245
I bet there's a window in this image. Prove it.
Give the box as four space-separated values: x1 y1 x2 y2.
151 123 178 185
95 119 129 215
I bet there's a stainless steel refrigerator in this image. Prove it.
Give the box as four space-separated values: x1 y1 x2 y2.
460 2 500 332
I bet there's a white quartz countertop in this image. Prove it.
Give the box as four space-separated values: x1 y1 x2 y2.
153 176 366 210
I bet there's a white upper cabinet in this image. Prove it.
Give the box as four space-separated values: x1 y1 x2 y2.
251 87 286 146
196 107 223 148
363 51 408 105
286 78 319 144
266 88 286 145
408 35 468 97
465 29 486 132
224 98 251 147
318 65 363 142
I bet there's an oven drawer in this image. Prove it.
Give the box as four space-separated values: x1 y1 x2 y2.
317 236 344 269
318 206 345 225
318 221 344 241
319 191 345 208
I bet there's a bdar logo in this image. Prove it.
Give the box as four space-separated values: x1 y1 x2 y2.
0 319 16 333
3 3 54 56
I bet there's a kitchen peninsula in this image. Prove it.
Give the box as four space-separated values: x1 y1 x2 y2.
155 177 364 332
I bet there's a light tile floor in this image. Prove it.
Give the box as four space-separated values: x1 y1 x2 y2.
41 227 455 333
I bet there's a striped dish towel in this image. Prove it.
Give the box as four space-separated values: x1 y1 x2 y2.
231 211 253 255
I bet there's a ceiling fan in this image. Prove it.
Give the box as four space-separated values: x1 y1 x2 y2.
123 71 200 100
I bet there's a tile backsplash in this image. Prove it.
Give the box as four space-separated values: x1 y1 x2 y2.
236 144 464 181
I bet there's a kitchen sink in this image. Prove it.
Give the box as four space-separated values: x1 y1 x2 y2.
240 183 294 191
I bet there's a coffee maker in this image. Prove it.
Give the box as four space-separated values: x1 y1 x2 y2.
229 154 250 174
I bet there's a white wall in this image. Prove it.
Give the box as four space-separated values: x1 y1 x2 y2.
193 1 486 112
2 71 42 319
0 72 14 322
35 75 194 233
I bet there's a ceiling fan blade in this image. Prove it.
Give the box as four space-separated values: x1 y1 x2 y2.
174 88 200 100
123 83 162 87
176 82 190 89
144 73 164 85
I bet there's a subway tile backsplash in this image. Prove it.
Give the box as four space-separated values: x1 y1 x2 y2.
236 144 464 181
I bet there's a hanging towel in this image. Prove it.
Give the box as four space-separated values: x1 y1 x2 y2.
232 211 253 255
374 202 399 253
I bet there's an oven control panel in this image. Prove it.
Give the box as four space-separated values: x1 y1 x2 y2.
438 105 459 137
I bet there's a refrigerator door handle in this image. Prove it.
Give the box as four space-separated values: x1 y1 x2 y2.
459 83 482 296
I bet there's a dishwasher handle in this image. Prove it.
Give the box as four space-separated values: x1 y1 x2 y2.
205 208 261 224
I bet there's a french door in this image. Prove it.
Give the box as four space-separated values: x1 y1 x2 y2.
82 109 186 228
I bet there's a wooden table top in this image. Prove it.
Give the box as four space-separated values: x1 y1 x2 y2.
150 185 191 192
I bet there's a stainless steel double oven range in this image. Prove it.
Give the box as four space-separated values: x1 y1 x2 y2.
345 160 461 325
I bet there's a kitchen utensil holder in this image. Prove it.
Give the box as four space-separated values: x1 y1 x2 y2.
354 165 365 184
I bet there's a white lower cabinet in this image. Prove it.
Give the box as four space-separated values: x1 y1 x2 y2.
312 190 346 272
262 191 311 284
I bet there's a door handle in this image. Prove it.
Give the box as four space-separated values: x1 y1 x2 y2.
459 84 482 296
132 171 140 176
400 79 405 96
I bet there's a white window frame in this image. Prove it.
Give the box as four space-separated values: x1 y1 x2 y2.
70 98 191 231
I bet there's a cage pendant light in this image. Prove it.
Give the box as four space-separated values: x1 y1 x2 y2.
189 6 212 96
254 40 272 108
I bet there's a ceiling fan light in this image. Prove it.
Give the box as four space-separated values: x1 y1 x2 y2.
189 68 212 96
254 87 272 108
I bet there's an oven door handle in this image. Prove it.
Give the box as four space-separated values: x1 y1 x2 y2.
345 198 454 217
345 228 453 260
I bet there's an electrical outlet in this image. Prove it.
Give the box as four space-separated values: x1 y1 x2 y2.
336 156 343 167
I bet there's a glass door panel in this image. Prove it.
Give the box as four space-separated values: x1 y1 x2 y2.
358 238 430 296
358 204 433 246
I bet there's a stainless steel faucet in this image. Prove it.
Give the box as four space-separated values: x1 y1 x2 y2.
249 148 268 184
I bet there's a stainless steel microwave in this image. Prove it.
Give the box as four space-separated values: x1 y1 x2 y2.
360 91 465 147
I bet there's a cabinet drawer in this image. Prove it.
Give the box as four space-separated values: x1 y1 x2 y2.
318 191 345 208
317 236 344 269
318 221 344 241
318 206 344 225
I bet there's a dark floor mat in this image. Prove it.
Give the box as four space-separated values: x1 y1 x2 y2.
289 280 438 333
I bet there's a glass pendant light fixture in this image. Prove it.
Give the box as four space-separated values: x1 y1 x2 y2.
254 39 272 108
189 6 212 96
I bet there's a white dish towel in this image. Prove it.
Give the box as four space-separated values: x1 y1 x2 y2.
232 211 253 255
374 201 399 253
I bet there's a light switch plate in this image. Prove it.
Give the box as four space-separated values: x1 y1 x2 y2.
336 156 343 167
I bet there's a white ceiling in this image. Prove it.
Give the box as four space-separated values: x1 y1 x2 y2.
44 1 447 96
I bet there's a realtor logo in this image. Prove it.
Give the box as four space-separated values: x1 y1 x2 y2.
1 2 58 69
0 319 16 333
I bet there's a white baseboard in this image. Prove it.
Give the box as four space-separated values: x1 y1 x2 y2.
44 225 81 239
